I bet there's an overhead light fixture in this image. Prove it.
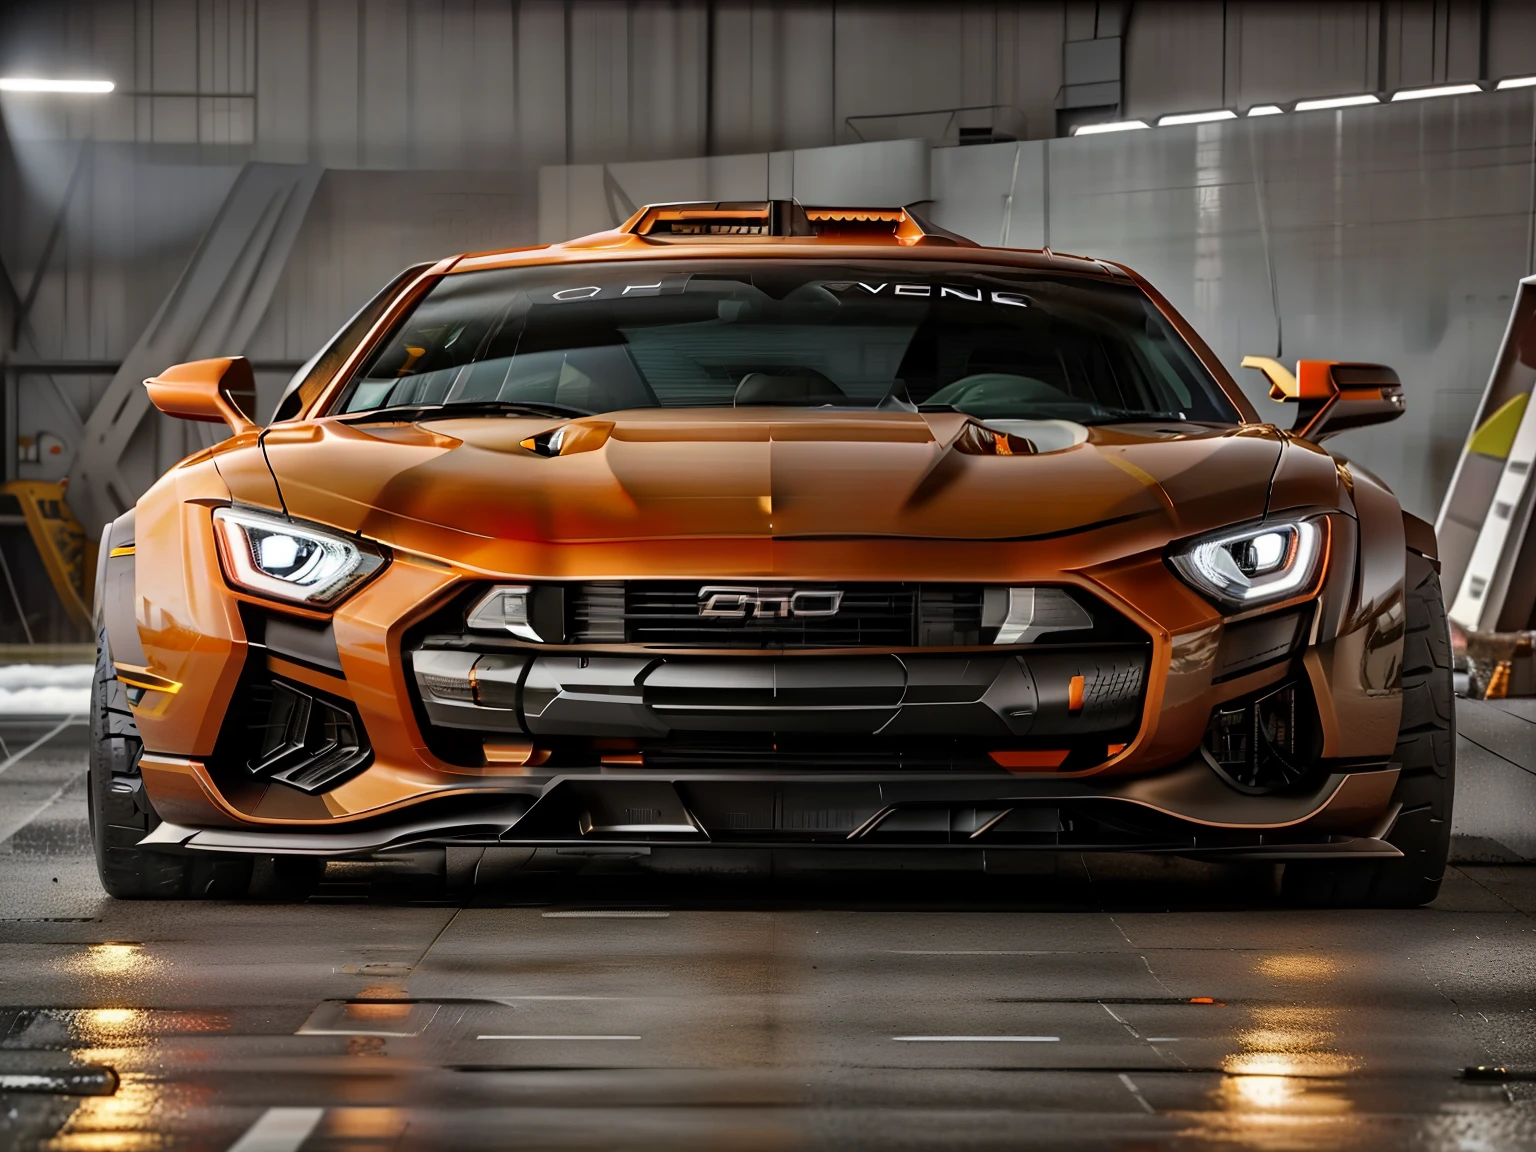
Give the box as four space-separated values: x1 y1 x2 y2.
1157 110 1238 126
1496 75 1536 90
1392 83 1482 101
1247 105 1284 117
0 77 114 94
1293 94 1380 111
1072 120 1149 136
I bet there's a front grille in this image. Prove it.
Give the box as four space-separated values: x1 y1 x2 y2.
565 582 981 648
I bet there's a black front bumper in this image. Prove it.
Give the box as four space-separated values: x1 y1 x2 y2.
409 645 1148 746
143 759 1404 862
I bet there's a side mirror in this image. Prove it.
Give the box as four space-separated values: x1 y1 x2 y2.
1241 356 1404 442
144 356 258 435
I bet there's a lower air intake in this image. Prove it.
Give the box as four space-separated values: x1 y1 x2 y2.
248 679 372 794
1201 680 1320 794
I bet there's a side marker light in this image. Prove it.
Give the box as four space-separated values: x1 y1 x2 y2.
1068 675 1085 714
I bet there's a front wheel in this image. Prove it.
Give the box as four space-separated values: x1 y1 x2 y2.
88 623 252 899
1281 550 1456 908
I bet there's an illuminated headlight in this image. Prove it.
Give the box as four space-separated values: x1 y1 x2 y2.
213 508 384 606
1169 517 1325 612
466 585 541 641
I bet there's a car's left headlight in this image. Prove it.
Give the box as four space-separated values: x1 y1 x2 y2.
213 507 385 606
1169 516 1326 612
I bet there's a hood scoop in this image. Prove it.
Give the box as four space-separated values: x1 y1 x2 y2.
953 422 1035 456
520 420 614 457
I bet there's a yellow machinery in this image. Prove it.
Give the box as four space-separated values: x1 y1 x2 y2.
0 479 95 634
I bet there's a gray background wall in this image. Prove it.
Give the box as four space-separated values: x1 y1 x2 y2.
3 0 1536 529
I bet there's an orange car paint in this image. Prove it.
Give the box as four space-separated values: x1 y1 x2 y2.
115 218 1407 834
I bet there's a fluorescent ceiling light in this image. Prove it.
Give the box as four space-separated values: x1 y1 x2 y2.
1247 105 1284 117
1293 93 1380 111
1073 120 1149 136
1158 110 1237 126
1392 83 1482 101
1496 75 1536 90
0 77 114 94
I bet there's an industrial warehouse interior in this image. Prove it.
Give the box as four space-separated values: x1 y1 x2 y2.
1 2 1536 1149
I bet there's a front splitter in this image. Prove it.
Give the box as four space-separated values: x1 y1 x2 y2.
139 760 1402 861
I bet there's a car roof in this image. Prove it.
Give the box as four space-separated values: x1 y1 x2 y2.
442 201 1128 280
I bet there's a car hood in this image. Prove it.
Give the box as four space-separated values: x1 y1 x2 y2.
254 409 1284 569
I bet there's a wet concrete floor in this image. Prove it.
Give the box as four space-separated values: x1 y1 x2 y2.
1 719 1535 1150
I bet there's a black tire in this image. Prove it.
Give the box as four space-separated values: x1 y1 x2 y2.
88 622 252 900
1282 551 1456 908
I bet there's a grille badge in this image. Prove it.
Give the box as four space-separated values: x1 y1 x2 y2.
698 586 844 619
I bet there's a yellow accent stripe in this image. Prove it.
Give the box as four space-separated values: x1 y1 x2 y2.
1468 393 1529 460
108 544 136 558
114 666 181 695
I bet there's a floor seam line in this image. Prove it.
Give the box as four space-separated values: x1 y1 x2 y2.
1458 730 1536 779
0 715 83 779
413 905 464 972
0 765 89 849
1450 864 1533 920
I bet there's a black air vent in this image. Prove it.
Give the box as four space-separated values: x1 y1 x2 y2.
246 679 372 793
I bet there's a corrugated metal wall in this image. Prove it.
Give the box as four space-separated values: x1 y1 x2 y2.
8 2 1533 162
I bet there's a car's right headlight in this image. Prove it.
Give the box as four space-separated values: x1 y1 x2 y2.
1168 516 1326 612
213 507 385 606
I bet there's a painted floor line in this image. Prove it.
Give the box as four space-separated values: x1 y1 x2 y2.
892 1035 1060 1042
1119 1072 1156 1114
478 1034 643 1041
542 910 670 918
889 950 1055 955
0 714 83 778
227 1107 325 1152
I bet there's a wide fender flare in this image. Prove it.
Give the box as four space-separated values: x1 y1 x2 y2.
1307 456 1407 759
97 509 145 665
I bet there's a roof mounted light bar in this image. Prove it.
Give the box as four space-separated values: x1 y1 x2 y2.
622 201 974 246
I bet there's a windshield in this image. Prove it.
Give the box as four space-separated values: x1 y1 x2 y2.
334 261 1240 425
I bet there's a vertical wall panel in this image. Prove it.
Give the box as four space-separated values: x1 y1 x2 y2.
514 1 567 169
312 0 360 167
358 0 409 168
996 4 1064 141
834 6 965 144
1488 1 1536 81
1231 2 1375 108
957 4 997 117
254 0 312 159
708 2 751 154
467 0 519 169
773 5 833 151
625 3 704 161
567 1 629 164
1125 2 1228 119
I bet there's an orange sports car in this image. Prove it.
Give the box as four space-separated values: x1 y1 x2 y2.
90 201 1452 906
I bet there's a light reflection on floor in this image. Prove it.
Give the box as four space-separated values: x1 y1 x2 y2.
57 944 160 982
40 1072 205 1152
1 850 1532 1150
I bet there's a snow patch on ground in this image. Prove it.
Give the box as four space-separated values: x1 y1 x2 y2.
0 665 92 715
